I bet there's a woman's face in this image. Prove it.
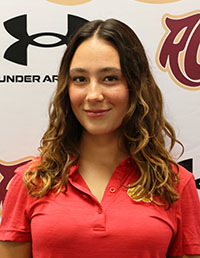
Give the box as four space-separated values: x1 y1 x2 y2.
68 36 129 137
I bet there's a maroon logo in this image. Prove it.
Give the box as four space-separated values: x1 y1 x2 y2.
157 12 200 88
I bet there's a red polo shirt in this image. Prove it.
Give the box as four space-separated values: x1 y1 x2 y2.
0 157 200 258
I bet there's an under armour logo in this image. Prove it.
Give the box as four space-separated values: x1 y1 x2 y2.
4 14 88 66
157 12 200 88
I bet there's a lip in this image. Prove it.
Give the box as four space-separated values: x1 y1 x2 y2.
84 108 111 117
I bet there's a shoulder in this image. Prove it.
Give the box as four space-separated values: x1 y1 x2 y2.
14 156 41 177
2 159 42 217
174 164 195 195
177 164 194 183
174 164 199 205
9 157 41 190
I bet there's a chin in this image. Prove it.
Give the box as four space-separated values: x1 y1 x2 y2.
84 127 120 137
88 131 110 136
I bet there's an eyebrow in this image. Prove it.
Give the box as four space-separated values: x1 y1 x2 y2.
69 67 122 75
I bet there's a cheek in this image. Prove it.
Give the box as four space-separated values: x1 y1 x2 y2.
69 87 84 108
109 89 129 109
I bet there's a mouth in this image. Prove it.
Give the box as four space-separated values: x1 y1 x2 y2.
84 108 111 117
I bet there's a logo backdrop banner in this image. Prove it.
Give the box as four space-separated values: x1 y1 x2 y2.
0 0 199 219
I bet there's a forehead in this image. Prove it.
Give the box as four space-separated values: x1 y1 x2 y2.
70 37 121 70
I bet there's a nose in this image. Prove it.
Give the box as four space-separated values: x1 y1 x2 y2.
85 80 104 102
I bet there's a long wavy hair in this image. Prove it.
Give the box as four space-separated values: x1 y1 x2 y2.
24 18 183 207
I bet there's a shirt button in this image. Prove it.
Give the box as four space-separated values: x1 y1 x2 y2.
98 208 103 214
109 187 116 193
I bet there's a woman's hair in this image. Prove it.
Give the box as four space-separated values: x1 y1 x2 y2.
24 18 183 207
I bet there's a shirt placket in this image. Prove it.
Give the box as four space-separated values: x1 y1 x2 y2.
68 171 107 232
68 159 135 233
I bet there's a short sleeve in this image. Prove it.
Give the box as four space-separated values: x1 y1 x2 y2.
168 172 200 256
0 163 32 241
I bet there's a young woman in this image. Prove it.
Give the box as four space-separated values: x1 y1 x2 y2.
0 18 200 258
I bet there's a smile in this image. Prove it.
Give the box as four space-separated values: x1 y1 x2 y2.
84 109 111 117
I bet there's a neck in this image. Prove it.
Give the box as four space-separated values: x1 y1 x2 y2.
79 130 129 167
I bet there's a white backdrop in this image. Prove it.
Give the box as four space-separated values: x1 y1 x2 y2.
0 0 200 218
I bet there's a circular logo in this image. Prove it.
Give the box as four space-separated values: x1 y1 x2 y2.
136 0 180 3
46 0 91 5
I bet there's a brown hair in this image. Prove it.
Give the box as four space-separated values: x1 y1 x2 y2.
24 19 183 207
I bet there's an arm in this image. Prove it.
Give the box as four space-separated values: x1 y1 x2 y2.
0 241 32 258
167 168 200 258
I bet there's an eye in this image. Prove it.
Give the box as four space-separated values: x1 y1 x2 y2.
104 75 118 83
72 76 86 84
